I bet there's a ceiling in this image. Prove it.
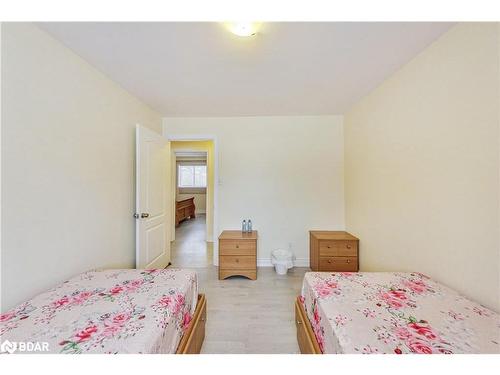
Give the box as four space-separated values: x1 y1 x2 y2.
39 22 453 117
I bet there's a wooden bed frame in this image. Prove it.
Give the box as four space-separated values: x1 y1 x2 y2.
176 294 207 354
295 296 322 354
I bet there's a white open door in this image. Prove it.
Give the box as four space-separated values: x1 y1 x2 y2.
135 125 171 269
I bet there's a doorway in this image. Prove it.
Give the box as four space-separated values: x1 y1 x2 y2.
170 141 215 268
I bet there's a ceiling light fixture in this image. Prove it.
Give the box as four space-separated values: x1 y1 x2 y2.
226 22 261 37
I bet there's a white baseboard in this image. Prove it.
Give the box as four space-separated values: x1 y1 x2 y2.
257 258 309 268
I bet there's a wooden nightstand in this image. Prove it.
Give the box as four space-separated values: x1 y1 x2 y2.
309 231 359 272
218 230 258 280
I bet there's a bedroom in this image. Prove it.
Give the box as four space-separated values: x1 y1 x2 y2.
0 0 499 373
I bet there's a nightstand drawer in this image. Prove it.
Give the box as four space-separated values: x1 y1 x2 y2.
219 240 256 256
319 256 358 271
219 255 256 270
319 240 357 257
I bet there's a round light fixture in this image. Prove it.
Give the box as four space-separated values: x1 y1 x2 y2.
226 22 260 37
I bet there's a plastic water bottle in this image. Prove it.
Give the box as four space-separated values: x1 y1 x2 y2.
247 219 252 233
242 220 247 233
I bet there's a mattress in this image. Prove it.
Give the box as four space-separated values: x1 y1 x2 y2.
300 272 499 354
0 268 198 354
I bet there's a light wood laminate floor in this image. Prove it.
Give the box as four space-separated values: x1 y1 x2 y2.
171 215 308 353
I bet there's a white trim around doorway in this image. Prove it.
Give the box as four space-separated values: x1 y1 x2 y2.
163 131 220 267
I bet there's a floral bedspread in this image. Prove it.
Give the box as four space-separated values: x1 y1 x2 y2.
300 272 499 354
0 268 198 354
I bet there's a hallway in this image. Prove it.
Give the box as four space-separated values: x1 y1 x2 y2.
171 214 213 268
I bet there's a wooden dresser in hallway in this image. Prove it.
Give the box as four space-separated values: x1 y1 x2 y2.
176 197 195 226
218 230 258 280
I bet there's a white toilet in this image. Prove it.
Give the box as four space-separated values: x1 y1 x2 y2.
271 249 295 275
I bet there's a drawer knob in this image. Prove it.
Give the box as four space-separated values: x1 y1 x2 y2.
236 245 239 248
346 244 351 249
297 320 302 325
346 259 351 264
327 245 331 248
235 259 239 263
328 259 332 263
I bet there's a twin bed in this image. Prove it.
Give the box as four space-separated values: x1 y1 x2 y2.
0 268 206 354
2 268 499 354
296 271 499 354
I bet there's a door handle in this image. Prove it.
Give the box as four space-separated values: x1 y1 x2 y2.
141 213 150 218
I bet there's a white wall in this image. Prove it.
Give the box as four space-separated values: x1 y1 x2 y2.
1 23 162 310
164 116 345 265
345 23 500 311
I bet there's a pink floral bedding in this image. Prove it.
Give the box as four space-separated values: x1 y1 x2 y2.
0 268 198 354
301 272 499 354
